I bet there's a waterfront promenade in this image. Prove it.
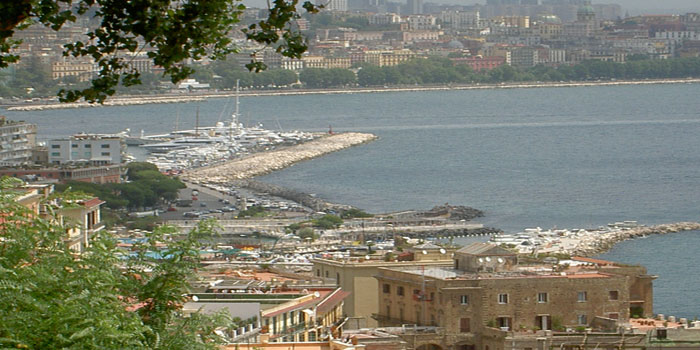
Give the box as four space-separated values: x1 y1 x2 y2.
181 132 377 183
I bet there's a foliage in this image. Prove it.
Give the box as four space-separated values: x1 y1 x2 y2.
552 316 565 331
0 189 228 349
299 68 356 88
0 0 320 102
55 162 185 210
312 214 343 229
630 306 644 318
126 215 164 231
340 208 373 219
193 62 299 89
297 227 317 241
237 205 267 218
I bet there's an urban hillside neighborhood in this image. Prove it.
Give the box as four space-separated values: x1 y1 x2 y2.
4 0 700 97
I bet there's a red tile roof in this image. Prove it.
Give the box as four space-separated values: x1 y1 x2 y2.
316 289 350 315
81 198 105 208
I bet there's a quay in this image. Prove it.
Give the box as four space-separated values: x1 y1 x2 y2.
181 132 377 183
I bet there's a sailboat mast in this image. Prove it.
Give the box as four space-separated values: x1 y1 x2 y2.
235 79 240 120
195 105 200 136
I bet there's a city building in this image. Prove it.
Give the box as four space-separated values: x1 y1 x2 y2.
48 133 126 165
6 182 104 253
374 242 655 350
0 116 37 166
0 164 122 184
312 245 453 328
186 284 349 344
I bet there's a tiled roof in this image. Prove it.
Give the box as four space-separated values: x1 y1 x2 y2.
316 290 350 315
456 242 514 256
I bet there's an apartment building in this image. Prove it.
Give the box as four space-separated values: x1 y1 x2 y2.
48 133 125 165
0 116 37 166
374 243 655 350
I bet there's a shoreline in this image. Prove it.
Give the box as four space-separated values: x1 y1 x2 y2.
6 78 700 111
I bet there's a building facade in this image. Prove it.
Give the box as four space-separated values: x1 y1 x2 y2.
374 243 655 350
0 117 37 166
48 133 125 165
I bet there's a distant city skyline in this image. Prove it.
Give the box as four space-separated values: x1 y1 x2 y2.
242 0 700 16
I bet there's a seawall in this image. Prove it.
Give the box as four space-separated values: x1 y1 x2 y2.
181 132 377 183
573 222 700 257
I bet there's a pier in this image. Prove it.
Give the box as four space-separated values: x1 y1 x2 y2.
181 132 377 183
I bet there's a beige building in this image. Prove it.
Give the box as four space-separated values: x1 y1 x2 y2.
312 244 453 328
374 243 655 350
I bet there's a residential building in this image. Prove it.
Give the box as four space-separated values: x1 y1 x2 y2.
186 286 349 344
312 244 453 328
406 0 423 15
374 243 655 350
60 197 105 253
0 164 122 184
48 133 125 165
52 57 95 81
7 182 104 253
0 116 37 166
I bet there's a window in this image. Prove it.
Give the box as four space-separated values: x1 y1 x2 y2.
577 291 587 302
336 273 340 283
498 293 509 304
497 317 511 330
316 269 320 277
386 305 391 318
383 284 391 294
460 295 469 305
51 144 60 149
84 144 91 148
460 318 471 332
609 290 619 300
325 271 329 278
71 144 78 148
84 152 91 157
538 292 548 303
101 152 110 156
397 286 404 296
101 144 110 148
577 314 587 325
51 152 60 156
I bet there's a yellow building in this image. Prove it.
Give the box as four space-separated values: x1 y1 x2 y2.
312 247 453 328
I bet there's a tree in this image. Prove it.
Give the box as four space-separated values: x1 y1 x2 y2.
0 0 320 103
0 181 228 349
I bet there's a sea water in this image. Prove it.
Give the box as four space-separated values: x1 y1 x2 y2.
6 82 700 317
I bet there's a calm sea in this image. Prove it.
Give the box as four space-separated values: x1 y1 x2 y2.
6 83 700 318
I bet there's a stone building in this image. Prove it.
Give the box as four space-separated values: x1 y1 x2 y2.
374 242 655 350
312 252 453 328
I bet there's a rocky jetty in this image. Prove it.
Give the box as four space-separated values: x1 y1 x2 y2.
234 179 351 212
571 221 700 257
182 132 377 183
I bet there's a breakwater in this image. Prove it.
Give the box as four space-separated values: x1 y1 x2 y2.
572 222 700 257
234 179 351 212
181 132 377 183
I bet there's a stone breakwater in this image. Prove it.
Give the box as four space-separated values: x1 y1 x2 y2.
181 132 377 183
572 222 700 257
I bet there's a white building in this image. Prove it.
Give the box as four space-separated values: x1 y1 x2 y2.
407 15 438 30
318 0 347 11
0 117 37 166
48 133 125 165
440 10 480 30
